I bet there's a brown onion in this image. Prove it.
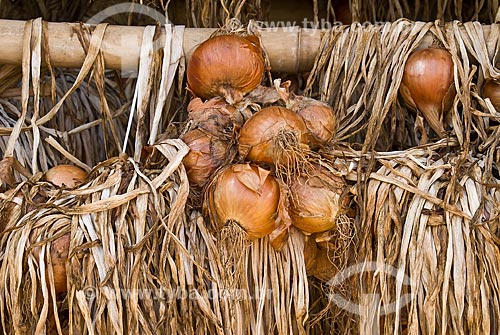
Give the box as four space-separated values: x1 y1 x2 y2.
187 97 248 137
482 79 500 111
401 47 455 137
181 129 229 188
44 165 87 188
205 163 279 239
290 166 349 234
48 233 70 294
289 97 336 147
238 106 309 164
41 165 85 294
187 35 265 104
32 233 70 294
303 238 338 281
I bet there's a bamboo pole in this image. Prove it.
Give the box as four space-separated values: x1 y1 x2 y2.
0 19 494 73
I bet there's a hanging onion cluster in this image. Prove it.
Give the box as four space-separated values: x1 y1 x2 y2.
182 31 352 250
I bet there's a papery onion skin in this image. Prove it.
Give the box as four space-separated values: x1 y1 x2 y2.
290 170 348 234
290 97 336 147
181 129 228 188
210 164 279 239
238 106 308 164
483 79 500 111
50 233 70 293
401 47 455 137
187 97 246 137
303 239 338 281
44 165 87 188
187 35 265 103
32 232 70 294
41 165 85 294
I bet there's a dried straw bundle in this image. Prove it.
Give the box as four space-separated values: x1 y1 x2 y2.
306 19 500 155
314 138 500 334
358 145 500 334
0 139 188 334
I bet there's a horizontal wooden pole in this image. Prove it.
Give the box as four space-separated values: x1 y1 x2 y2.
0 19 494 73
0 19 323 73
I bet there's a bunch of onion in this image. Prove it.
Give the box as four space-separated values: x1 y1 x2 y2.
187 34 265 104
238 106 310 177
289 164 350 235
181 128 230 189
400 47 455 139
33 164 87 294
482 79 500 111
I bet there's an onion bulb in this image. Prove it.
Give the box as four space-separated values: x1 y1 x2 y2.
187 97 249 138
44 165 87 188
205 163 279 239
181 129 229 188
32 233 70 294
482 79 500 111
238 106 309 165
48 233 70 294
290 166 349 234
303 238 338 281
187 34 265 104
401 47 455 137
289 97 336 147
39 165 85 294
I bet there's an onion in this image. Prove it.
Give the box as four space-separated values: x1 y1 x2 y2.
32 233 70 294
482 79 500 111
48 233 70 294
38 165 86 294
289 166 349 234
289 97 336 147
238 106 309 165
303 238 337 281
205 163 279 239
44 165 87 188
187 34 265 104
187 97 249 137
181 129 229 188
401 47 455 137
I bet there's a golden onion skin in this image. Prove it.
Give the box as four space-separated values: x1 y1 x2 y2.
187 35 265 103
50 233 70 293
187 97 244 138
181 129 228 188
483 79 500 111
291 97 336 147
238 106 308 164
211 164 279 239
400 47 455 137
44 165 87 188
290 173 346 234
